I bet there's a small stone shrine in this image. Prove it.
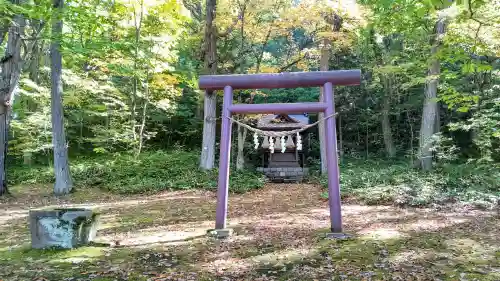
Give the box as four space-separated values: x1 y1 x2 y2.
255 113 310 182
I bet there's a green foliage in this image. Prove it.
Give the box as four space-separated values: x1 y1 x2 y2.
8 150 266 194
445 84 500 162
3 0 499 198
318 159 500 208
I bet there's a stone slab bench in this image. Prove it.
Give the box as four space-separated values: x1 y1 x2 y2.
29 208 100 249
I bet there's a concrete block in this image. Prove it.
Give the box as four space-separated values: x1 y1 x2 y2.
29 208 100 249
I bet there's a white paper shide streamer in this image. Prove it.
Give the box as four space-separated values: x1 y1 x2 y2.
280 137 286 153
296 133 302 151
269 137 275 153
253 132 259 149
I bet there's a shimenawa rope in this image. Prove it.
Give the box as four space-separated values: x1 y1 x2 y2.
225 113 338 138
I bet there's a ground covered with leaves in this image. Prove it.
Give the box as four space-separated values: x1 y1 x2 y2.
1 184 500 281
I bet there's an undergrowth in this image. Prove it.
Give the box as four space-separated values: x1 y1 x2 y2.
9 151 500 209
8 150 266 194
315 159 500 209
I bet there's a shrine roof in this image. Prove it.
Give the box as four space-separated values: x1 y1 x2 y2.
257 113 309 130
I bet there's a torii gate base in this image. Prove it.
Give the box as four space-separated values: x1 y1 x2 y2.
199 70 361 239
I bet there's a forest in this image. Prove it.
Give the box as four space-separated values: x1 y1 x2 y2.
1 0 498 205
0 0 500 280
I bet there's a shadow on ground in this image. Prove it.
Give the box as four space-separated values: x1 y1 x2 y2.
1 184 499 280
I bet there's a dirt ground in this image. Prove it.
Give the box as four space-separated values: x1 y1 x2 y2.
1 184 499 281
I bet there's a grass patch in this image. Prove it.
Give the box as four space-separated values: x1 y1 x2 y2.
7 150 266 194
0 245 106 262
315 159 500 208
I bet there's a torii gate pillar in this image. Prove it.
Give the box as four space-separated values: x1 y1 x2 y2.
199 70 361 238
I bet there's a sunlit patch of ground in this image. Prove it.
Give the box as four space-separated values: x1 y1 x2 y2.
1 184 499 280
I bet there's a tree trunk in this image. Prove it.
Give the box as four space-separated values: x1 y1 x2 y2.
434 102 440 134
318 38 330 174
51 0 73 195
25 13 44 83
131 0 144 143
407 110 415 165
236 125 247 170
199 0 217 170
0 0 25 196
235 3 247 171
419 84 437 171
0 104 9 196
137 99 148 156
318 13 342 174
78 113 83 150
381 76 396 158
365 123 369 159
338 115 344 161
137 73 149 157
29 43 41 83
418 18 446 171
200 92 216 170
131 78 137 140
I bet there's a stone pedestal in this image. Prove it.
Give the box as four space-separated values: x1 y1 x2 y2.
257 167 309 182
326 232 354 240
29 208 100 249
207 228 233 239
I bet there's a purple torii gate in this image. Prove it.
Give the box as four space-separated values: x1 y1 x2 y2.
199 70 361 237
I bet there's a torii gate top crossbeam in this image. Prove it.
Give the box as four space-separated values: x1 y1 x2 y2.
199 70 361 90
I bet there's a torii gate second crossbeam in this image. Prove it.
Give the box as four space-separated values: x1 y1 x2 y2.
198 70 362 237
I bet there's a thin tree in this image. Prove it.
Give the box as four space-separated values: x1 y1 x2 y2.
418 12 446 171
318 36 330 174
0 0 25 196
318 11 342 174
235 1 247 171
381 75 396 158
199 0 218 170
131 0 144 144
51 0 73 194
381 36 396 158
199 0 241 170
